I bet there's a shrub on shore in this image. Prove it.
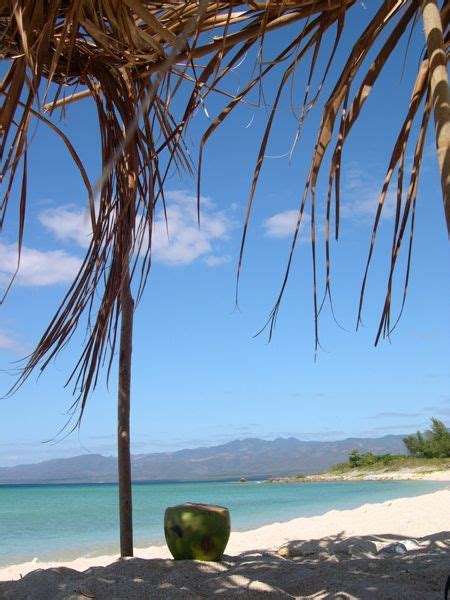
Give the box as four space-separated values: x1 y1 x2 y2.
329 418 450 473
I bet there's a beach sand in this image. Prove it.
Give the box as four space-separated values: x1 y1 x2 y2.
1 488 449 598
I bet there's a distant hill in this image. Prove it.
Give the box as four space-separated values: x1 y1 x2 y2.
0 435 408 485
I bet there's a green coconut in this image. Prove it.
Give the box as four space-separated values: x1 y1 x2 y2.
164 503 230 561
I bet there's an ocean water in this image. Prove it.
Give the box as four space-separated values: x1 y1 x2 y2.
0 479 447 567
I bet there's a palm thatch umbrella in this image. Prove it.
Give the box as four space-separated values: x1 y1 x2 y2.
0 0 448 557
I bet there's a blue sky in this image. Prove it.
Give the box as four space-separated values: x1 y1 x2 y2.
0 3 448 466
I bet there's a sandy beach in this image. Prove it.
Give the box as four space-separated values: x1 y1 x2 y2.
1 488 449 598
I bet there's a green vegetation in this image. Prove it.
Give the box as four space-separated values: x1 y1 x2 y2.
329 450 398 473
348 450 395 469
330 419 450 473
403 418 450 458
329 455 450 474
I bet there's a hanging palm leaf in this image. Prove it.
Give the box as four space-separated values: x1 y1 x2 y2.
0 0 448 556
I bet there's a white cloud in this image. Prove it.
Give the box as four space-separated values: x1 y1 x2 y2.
0 330 25 353
142 190 233 266
264 193 395 241
340 164 397 222
340 188 397 222
263 209 312 240
39 191 234 267
263 162 411 241
204 255 231 266
39 205 92 248
0 243 82 287
263 209 298 238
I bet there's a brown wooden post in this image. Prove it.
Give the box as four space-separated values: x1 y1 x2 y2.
118 264 134 557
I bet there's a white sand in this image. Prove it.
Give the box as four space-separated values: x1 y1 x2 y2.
1 488 449 584
302 467 450 482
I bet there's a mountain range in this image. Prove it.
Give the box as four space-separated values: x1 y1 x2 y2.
0 434 408 484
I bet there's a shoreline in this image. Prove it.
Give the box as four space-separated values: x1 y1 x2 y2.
267 466 450 483
1 487 449 582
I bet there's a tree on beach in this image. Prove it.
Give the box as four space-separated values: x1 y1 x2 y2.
0 0 448 557
404 418 450 458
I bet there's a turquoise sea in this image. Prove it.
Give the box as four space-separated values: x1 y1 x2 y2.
0 479 448 567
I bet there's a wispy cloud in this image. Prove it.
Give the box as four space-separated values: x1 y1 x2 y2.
262 209 311 240
39 190 234 267
369 411 422 420
292 430 346 439
204 255 231 266
340 163 397 222
0 329 27 354
262 162 399 241
0 243 82 287
363 423 425 433
39 205 93 248
423 404 450 418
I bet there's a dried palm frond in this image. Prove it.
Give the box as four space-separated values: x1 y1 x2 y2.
0 1 448 419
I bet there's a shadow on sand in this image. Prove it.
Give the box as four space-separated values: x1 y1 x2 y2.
0 531 449 599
